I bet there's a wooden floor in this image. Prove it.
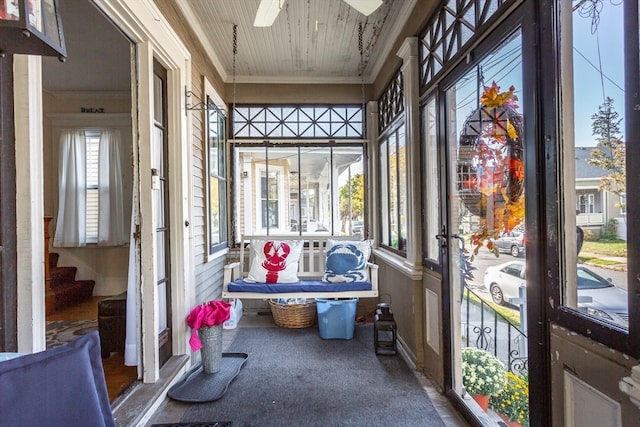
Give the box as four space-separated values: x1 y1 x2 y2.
47 297 138 402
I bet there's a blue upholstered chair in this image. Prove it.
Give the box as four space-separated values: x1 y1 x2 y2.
0 331 115 427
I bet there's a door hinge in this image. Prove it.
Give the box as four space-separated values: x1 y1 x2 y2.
133 224 141 241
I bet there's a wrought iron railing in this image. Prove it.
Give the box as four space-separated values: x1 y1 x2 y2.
461 286 528 375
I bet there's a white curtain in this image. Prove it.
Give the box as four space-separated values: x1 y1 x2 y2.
98 129 128 246
54 128 127 247
124 202 138 366
54 130 86 247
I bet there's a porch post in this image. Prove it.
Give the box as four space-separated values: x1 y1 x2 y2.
366 100 379 247
396 38 422 270
14 54 47 353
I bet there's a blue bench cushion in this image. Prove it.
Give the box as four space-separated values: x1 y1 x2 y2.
228 278 372 293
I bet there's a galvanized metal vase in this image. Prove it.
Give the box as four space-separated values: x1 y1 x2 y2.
198 325 223 373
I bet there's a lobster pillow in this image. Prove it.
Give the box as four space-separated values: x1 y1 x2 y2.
322 239 372 283
246 239 304 283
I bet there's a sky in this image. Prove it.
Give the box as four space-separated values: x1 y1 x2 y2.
572 1 625 147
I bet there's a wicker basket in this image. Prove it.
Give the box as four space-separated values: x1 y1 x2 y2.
269 299 317 328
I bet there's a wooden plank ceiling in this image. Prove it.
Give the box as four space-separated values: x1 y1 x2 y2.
177 0 416 84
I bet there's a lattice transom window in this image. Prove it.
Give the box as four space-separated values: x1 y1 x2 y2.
378 70 404 134
232 105 364 139
419 0 511 88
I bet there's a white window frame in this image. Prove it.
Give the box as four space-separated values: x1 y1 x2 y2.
255 163 285 232
203 77 228 260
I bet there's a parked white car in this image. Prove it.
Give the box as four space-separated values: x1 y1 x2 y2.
483 261 628 328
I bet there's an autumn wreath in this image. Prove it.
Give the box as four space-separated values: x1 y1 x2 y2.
458 82 525 255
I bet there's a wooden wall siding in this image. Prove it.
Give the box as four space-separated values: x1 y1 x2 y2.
194 256 225 302
153 0 228 302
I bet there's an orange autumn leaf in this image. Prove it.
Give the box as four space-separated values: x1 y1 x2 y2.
480 82 519 109
507 120 518 139
511 158 524 181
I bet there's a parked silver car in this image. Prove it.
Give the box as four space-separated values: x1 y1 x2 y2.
490 231 525 257
483 261 628 327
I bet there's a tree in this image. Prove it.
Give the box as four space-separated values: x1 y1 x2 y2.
588 97 626 211
338 173 364 233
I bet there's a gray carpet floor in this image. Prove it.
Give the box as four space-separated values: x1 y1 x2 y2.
180 323 446 427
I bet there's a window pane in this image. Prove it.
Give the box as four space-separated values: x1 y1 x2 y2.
334 146 364 237
206 99 227 254
260 170 281 230
86 188 99 242
297 147 331 235
232 105 364 139
210 177 220 246
397 124 407 251
446 30 527 420
234 144 363 240
208 107 220 176
380 124 407 252
153 74 163 125
423 97 440 261
389 131 399 248
380 140 390 246
561 0 628 328
85 134 100 243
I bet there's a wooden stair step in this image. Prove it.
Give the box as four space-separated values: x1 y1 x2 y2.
49 252 59 269
50 266 77 287
53 280 95 311
46 252 95 312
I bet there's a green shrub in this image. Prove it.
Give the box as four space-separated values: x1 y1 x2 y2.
601 219 619 240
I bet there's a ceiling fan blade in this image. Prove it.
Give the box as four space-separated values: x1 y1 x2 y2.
343 0 383 16
254 0 285 27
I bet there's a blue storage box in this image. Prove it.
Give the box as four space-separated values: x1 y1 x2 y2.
316 298 358 340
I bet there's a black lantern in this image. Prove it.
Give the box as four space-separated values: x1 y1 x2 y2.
0 0 66 60
374 302 397 355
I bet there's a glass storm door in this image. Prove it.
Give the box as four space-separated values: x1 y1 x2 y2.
444 30 529 424
153 59 172 366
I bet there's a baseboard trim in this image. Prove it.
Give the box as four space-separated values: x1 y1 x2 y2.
111 354 189 426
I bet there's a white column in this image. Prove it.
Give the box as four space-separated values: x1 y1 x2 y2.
397 38 422 270
14 55 46 353
366 100 379 246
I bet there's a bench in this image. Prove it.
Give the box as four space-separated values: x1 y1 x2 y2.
222 235 379 299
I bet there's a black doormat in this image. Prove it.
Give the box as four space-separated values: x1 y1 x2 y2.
151 423 231 427
167 353 248 403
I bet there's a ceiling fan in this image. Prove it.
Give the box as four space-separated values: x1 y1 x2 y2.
253 0 383 27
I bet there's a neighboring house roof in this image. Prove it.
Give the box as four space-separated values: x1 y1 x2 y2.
575 146 611 179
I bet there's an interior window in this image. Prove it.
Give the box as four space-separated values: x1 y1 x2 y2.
379 122 407 253
205 98 228 254
54 129 128 247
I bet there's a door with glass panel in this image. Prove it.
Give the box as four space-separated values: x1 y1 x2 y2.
153 59 172 366
443 30 529 424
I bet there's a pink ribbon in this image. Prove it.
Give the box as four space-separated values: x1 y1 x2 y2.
186 300 231 351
